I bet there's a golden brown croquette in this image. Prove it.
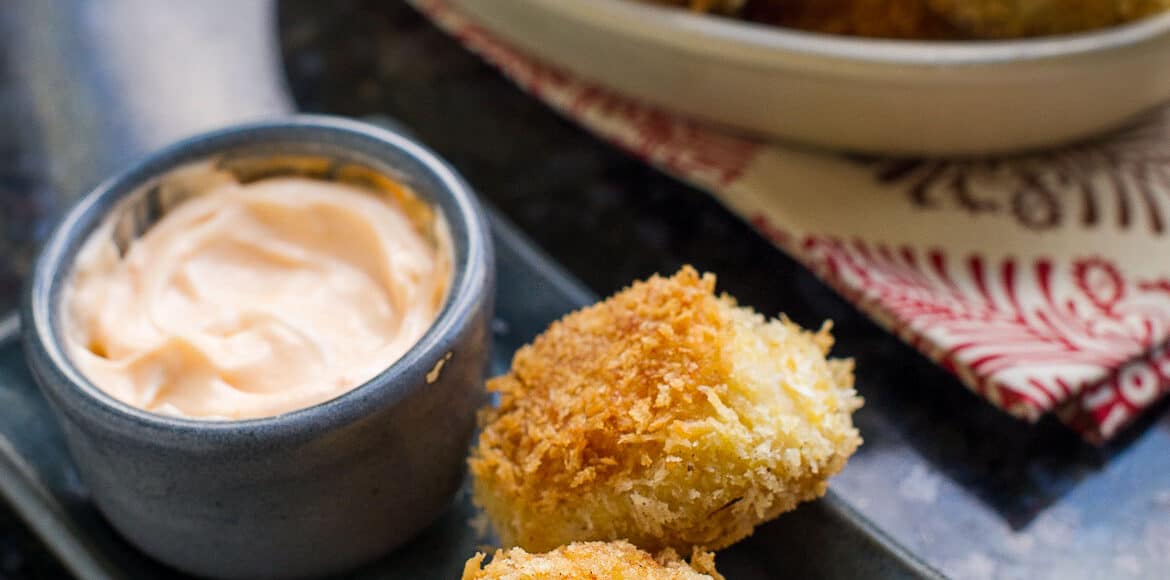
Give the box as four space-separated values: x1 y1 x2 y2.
461 541 723 580
469 267 862 553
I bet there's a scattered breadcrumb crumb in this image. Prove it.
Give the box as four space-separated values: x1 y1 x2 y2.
470 267 862 553
461 541 723 580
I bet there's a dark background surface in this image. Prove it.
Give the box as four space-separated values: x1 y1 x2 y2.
2 1 1167 578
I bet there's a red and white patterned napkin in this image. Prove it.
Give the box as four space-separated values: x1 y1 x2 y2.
417 0 1170 443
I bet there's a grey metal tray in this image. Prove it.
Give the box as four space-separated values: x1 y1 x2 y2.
0 213 939 579
12 1 1170 578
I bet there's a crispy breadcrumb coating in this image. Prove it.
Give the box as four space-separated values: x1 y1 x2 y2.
470 267 862 553
461 541 723 580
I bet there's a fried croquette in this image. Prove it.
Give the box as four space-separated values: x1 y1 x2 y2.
470 267 862 554
461 541 723 580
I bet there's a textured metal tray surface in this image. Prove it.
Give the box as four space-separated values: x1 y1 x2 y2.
11 1 1170 579
0 214 939 579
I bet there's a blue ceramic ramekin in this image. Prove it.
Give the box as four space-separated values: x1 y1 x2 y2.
21 116 493 579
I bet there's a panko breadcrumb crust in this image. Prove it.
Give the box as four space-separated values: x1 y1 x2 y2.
461 541 723 580
470 267 862 553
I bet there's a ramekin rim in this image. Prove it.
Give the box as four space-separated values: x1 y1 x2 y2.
24 114 491 440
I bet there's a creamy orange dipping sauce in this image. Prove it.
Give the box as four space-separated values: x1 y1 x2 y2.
63 172 451 420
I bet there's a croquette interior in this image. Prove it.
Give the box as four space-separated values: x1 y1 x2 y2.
461 541 723 580
470 266 862 554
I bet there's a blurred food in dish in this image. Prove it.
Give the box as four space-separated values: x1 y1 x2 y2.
470 266 862 553
461 541 723 579
742 0 953 38
643 0 1170 38
927 0 1170 38
643 0 746 15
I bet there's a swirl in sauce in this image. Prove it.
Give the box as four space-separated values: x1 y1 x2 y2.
63 172 451 420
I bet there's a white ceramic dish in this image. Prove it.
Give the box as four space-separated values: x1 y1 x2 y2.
442 0 1170 155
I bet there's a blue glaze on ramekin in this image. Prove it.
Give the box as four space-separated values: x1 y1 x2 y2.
21 116 494 579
